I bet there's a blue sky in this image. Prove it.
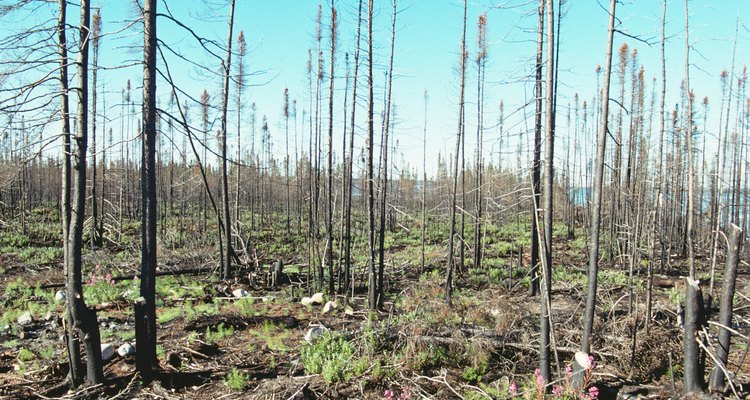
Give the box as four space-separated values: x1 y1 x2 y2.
4 0 749 177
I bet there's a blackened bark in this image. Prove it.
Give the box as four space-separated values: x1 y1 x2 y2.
136 0 158 382
326 4 337 296
683 277 706 393
539 0 555 385
343 0 363 308
582 0 616 355
220 0 236 280
58 0 82 387
529 0 544 296
366 0 377 310
70 0 104 384
445 0 467 305
708 224 742 392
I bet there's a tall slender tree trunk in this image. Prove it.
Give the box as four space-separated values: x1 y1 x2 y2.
366 0 377 310
683 0 704 393
473 15 487 271
343 0 363 308
445 0 467 305
376 0 397 308
285 88 292 233
220 0 236 279
235 31 246 248
89 10 101 248
582 0 616 356
530 0 544 296
539 0 555 385
58 0 82 386
326 3 337 295
421 90 428 275
135 0 158 382
69 0 104 384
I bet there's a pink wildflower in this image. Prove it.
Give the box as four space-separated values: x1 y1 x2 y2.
565 364 572 376
509 382 518 396
534 368 544 387
552 385 563 396
588 386 599 399
384 389 394 400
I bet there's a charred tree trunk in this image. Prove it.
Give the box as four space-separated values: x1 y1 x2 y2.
529 0 544 296
445 0 467 305
539 0 555 385
582 0 616 355
708 224 742 393
343 0 363 308
377 0 397 308
326 3 337 296
220 0 237 279
58 0 82 387
135 0 158 382
366 0 377 310
89 10 101 248
69 0 104 384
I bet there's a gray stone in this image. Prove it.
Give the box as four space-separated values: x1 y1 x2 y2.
17 311 32 326
304 325 329 344
54 291 66 302
101 343 115 361
232 288 248 298
310 292 325 305
322 301 338 314
117 343 135 357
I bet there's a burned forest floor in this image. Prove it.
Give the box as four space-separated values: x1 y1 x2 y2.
1 209 749 399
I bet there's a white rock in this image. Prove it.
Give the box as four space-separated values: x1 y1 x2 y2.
304 325 328 344
262 296 274 303
232 288 248 298
54 290 66 302
300 297 314 306
310 292 325 305
574 351 591 369
344 306 354 316
101 343 115 361
17 311 32 326
322 301 338 314
117 343 135 357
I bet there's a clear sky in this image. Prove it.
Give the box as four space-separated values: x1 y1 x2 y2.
3 0 749 177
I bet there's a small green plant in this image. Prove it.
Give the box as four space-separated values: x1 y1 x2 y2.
18 347 35 362
300 332 354 383
224 367 248 391
462 361 488 383
17 246 63 265
666 362 683 381
158 307 182 324
117 331 136 341
205 322 235 345
38 345 56 360
235 297 255 316
669 287 684 307
187 331 199 345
